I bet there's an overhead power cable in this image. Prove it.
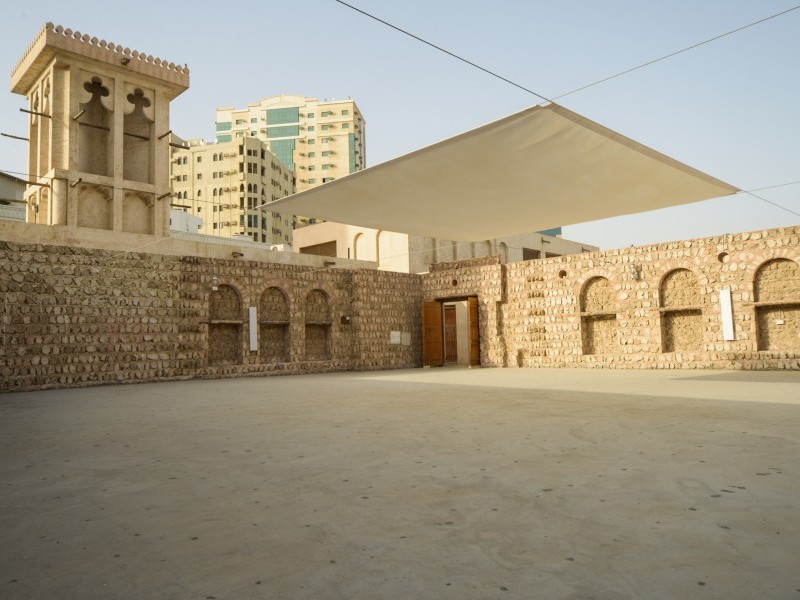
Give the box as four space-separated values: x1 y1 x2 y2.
739 191 800 218
333 0 553 103
554 4 800 99
744 179 800 193
335 1 800 103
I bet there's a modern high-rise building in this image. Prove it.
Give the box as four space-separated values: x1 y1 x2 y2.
170 136 295 245
215 95 366 200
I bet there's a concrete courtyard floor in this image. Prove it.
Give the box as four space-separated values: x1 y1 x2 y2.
1 368 799 600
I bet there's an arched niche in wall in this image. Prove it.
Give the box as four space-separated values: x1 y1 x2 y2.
208 284 243 365
659 268 703 352
77 183 113 230
123 86 154 183
39 78 51 177
580 276 617 355
498 242 509 264
77 76 112 177
473 240 492 259
28 89 40 179
353 232 368 261
123 191 154 235
304 289 331 361
260 286 290 363
753 258 800 351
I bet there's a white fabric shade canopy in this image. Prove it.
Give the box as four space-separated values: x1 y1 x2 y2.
269 103 739 241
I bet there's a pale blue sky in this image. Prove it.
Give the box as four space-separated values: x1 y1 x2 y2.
2 0 797 249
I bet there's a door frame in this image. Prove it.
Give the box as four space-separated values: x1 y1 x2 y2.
422 295 481 367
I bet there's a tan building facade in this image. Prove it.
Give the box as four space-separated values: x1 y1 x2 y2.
170 137 295 245
0 172 27 222
10 23 189 237
216 95 366 203
292 221 598 273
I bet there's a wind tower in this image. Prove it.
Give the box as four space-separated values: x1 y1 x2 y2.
10 23 189 236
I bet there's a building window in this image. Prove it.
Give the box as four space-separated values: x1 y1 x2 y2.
321 125 330 131
235 119 244 125
321 151 330 157
342 109 349 115
196 156 202 163
322 177 335 183
321 111 332 117
308 152 316 158
342 123 350 129
307 126 315 132
197 173 202 179
307 139 315 145
307 112 315 118
308 178 316 184
322 164 330 170
251 118 258 123
308 165 315 171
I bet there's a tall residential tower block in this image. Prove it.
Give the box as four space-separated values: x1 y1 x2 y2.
216 95 365 199
10 23 189 236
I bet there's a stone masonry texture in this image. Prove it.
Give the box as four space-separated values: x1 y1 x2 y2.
422 226 800 371
1 226 799 392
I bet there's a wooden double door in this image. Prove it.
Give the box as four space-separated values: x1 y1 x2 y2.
422 297 480 367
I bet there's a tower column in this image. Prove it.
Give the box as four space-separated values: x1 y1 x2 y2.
51 177 67 225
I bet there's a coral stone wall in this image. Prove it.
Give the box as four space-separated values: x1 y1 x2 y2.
422 256 506 366
425 227 800 369
1 226 798 392
0 242 423 391
351 269 423 370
